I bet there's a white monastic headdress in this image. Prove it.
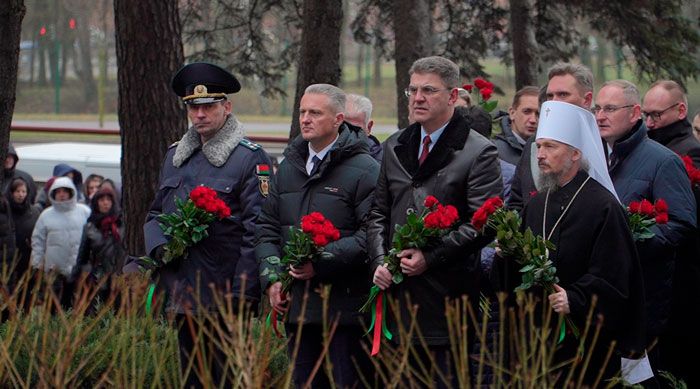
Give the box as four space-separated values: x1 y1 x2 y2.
536 101 619 201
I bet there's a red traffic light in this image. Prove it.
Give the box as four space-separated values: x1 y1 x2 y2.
69 18 76 30
40 27 46 35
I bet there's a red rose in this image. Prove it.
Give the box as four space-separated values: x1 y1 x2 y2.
474 78 488 89
639 199 654 216
195 198 208 209
628 201 640 214
530 191 537 197
205 202 218 214
219 207 231 219
471 208 488 231
424 195 439 208
482 197 502 214
424 212 440 229
653 199 668 214
489 197 503 209
484 81 494 89
480 88 493 101
312 234 329 247
301 220 314 233
462 84 473 93
655 212 669 225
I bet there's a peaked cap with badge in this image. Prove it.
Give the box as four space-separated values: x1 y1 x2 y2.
172 62 241 105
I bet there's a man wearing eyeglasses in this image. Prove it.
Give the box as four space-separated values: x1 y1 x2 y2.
596 80 697 386
643 80 700 388
643 80 700 167
367 56 502 388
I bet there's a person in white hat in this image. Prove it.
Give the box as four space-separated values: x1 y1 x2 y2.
498 100 647 386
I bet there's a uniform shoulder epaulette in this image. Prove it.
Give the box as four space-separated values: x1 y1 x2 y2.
169 140 180 148
239 138 261 151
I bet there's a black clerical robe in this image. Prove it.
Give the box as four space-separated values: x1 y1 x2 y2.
518 170 646 381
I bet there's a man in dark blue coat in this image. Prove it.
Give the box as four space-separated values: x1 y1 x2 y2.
141 62 272 388
596 80 696 386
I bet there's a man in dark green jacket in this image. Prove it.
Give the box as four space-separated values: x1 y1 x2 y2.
256 83 380 388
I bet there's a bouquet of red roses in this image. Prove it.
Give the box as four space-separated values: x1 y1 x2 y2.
462 78 498 114
473 197 580 342
262 212 340 295
627 198 669 241
360 195 459 355
262 212 340 337
140 186 231 269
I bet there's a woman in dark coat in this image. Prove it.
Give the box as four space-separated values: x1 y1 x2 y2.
75 186 126 308
7 177 39 287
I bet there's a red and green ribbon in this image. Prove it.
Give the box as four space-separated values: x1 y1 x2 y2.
365 286 392 355
266 312 283 338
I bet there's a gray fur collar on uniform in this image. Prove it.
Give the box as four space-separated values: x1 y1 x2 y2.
173 114 245 168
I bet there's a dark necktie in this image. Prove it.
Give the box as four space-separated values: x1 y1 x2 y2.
419 135 431 165
310 155 322 176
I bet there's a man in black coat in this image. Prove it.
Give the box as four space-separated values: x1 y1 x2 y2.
138 62 272 388
256 84 379 388
643 80 700 387
367 56 502 388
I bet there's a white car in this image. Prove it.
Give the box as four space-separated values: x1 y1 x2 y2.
15 142 121 184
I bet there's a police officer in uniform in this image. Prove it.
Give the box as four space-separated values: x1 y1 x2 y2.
140 62 272 387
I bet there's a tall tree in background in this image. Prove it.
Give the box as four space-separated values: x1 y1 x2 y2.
0 0 26 188
114 0 187 254
353 0 507 128
392 0 432 129
288 0 343 140
509 0 538 89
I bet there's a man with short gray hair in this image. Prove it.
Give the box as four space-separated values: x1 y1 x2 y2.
367 56 502 388
257 83 379 388
345 93 383 162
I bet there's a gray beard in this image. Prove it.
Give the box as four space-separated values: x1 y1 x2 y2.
538 172 561 193
538 157 575 193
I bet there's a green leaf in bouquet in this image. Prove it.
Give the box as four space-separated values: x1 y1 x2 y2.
268 273 279 283
515 283 532 291
392 273 404 284
522 272 534 284
400 224 411 236
638 230 655 240
532 248 541 257
519 264 535 273
496 229 506 240
484 100 498 111
192 232 202 243
416 237 428 247
407 212 419 225
193 225 207 233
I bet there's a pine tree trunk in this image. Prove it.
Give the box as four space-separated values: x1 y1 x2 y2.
75 12 97 103
114 0 187 255
373 46 382 87
509 0 539 90
393 0 432 129
0 0 26 190
289 0 343 142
